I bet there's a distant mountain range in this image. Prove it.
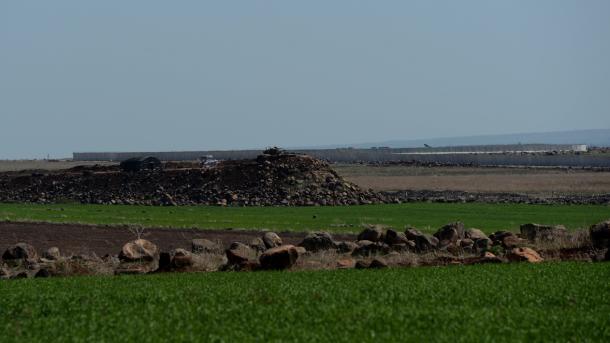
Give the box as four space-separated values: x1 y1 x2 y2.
302 129 610 149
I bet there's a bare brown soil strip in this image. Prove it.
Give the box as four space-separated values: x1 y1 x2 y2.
0 221 355 257
344 172 610 194
0 160 116 173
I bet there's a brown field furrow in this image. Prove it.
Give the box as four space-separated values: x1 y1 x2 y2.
344 173 610 194
0 221 355 257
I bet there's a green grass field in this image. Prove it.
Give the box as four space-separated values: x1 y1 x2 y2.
0 202 608 233
0 263 608 342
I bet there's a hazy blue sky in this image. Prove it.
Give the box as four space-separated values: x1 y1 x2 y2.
1 1 609 158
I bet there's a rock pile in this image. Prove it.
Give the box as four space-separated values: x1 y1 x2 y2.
0 151 388 206
2 219 608 279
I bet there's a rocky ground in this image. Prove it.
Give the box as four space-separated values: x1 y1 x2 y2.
1 150 608 206
1 219 608 279
386 189 610 205
0 150 390 206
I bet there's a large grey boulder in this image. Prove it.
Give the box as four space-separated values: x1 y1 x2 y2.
299 232 336 252
119 239 159 262
405 229 439 251
226 242 256 265
262 232 283 249
357 226 385 242
116 239 160 274
259 245 299 270
434 222 465 245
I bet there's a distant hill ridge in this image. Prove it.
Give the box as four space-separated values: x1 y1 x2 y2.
301 129 610 149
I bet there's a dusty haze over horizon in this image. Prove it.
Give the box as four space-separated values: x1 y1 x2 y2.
1 1 610 159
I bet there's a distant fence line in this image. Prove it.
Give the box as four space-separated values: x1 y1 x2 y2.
73 145 610 167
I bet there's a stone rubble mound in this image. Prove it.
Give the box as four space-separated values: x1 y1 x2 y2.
0 150 388 206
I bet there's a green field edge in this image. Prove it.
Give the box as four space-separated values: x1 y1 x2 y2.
1 202 608 234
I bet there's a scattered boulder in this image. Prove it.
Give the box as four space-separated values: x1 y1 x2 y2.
299 232 336 252
295 246 307 255
192 239 222 254
43 247 61 260
262 232 283 249
119 239 159 262
357 226 385 242
460 238 474 247
488 231 525 249
489 231 514 244
507 247 543 263
404 228 439 251
249 237 267 252
405 227 423 241
2 243 38 261
336 241 359 253
171 248 193 269
116 239 160 274
369 258 388 269
474 238 492 251
465 228 490 242
352 241 390 257
390 242 414 252
226 242 256 265
384 229 409 245
414 234 439 252
259 245 299 270
434 222 465 244
520 223 568 242
590 220 610 249
501 235 526 249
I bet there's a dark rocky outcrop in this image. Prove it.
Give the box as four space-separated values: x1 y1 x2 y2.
2 243 38 261
590 220 610 249
226 242 256 265
259 245 299 270
299 232 336 252
357 226 385 242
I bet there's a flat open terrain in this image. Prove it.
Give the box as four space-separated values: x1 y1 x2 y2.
4 160 610 196
1 263 608 342
1 203 608 234
0 160 115 173
335 164 610 195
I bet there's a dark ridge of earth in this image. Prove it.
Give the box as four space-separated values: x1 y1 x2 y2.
0 221 356 257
